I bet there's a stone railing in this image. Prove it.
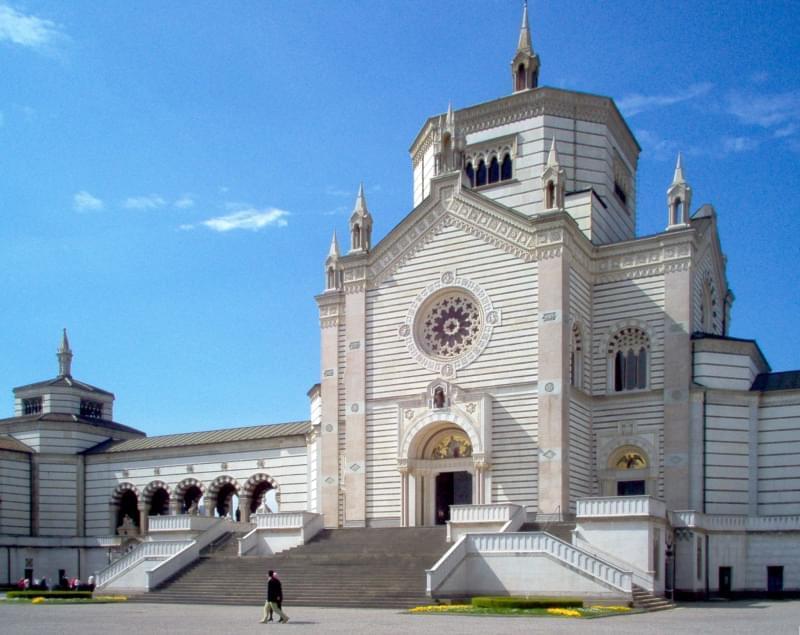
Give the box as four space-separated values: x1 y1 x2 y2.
147 515 219 533
449 504 521 523
572 531 654 591
146 519 231 590
671 511 800 532
239 512 323 556
446 504 524 542
95 540 192 589
253 512 317 529
577 496 666 519
427 531 632 596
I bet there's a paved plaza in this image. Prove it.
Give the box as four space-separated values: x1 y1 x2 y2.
2 600 800 634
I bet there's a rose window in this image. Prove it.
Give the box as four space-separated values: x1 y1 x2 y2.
417 292 482 359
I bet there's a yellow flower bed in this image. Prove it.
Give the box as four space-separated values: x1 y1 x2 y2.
31 597 46 604
589 605 631 612
546 607 581 617
410 604 472 613
94 596 128 602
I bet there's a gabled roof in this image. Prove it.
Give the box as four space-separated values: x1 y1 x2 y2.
87 420 312 454
0 412 143 437
0 435 33 454
13 375 114 397
751 371 800 392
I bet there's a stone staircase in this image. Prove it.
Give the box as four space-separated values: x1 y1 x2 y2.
632 584 676 611
130 526 449 609
519 520 576 543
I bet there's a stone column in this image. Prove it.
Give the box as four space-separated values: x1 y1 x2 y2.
344 262 368 527
536 232 571 517
203 496 214 517
663 256 693 510
398 465 408 527
316 292 343 528
138 504 148 535
240 495 251 523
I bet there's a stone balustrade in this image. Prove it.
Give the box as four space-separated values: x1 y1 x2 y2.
449 503 521 523
148 515 219 533
427 531 632 597
671 510 800 532
95 540 192 588
577 496 666 519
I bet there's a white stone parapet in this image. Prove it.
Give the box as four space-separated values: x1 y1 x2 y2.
671 510 800 532
446 503 525 542
427 531 632 597
95 540 192 588
239 512 324 556
148 515 219 533
449 503 521 523
253 511 317 529
577 496 666 519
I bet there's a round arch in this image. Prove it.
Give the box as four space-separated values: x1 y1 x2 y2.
205 475 241 519
597 438 657 497
398 415 487 528
400 412 483 460
243 473 279 520
109 482 140 534
172 478 205 514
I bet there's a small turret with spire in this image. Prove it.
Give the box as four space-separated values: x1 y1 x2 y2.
325 231 342 291
541 136 565 210
433 102 466 176
349 183 373 253
57 328 73 378
667 153 692 229
511 1 540 92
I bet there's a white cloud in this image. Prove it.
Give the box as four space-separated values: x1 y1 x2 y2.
0 3 64 50
721 136 759 154
322 205 348 216
174 195 195 209
123 194 166 210
634 129 681 161
73 190 104 213
617 83 713 117
325 186 352 198
727 90 800 129
201 207 289 232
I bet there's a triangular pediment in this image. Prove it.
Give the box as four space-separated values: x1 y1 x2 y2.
368 173 538 288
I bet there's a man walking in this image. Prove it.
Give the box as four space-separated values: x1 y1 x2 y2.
261 569 289 624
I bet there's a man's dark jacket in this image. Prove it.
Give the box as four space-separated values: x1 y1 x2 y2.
267 576 283 603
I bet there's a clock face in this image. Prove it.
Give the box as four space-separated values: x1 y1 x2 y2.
417 291 483 360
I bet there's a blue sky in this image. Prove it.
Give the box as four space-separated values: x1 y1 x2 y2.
1 1 798 436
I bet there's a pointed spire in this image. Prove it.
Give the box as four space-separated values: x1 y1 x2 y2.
446 102 454 128
546 136 560 166
328 231 340 260
672 152 686 184
57 328 73 377
354 182 368 216
517 1 532 54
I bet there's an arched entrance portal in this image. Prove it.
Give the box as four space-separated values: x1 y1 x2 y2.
400 420 488 527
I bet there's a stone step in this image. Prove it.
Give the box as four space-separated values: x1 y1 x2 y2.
136 526 449 609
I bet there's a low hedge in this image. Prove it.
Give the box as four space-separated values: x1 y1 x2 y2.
7 591 93 600
471 596 583 609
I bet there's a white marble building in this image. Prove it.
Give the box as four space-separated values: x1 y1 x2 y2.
1 5 798 600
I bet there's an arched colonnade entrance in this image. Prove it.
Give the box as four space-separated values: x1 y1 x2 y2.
108 473 280 535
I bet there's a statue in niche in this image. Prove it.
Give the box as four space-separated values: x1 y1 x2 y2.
433 387 446 409
187 500 199 516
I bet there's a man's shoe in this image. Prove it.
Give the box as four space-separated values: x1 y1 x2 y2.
279 618 289 623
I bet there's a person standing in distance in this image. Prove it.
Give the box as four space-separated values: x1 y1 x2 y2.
261 569 289 624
